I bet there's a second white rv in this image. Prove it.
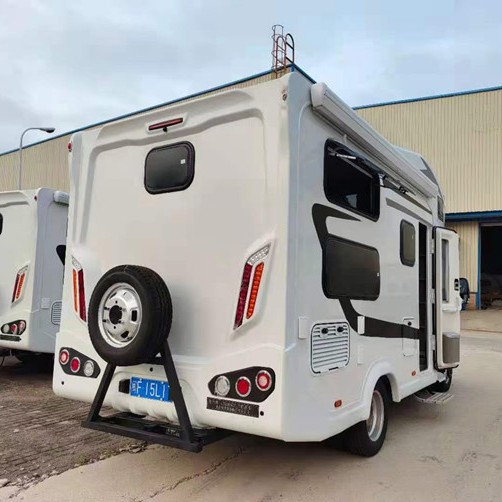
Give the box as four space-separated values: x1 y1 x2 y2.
53 67 460 456
0 188 68 364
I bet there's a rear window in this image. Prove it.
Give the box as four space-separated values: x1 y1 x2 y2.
144 142 195 194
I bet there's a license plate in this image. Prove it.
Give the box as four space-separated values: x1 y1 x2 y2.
129 377 170 402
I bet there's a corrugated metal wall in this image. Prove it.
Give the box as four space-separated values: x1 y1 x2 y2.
0 135 71 192
447 221 479 305
357 89 502 214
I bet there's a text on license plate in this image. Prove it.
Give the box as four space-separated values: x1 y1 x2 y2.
129 377 170 402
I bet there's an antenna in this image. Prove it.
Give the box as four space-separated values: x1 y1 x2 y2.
271 25 295 77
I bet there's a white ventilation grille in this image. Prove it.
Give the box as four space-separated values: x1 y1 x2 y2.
51 301 62 325
311 322 350 374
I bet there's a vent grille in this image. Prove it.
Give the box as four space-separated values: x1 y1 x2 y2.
51 301 62 325
311 322 350 374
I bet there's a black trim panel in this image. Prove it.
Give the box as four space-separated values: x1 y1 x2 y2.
312 203 359 244
386 198 430 226
339 299 418 340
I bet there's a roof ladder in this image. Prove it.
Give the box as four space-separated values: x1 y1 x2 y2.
271 25 295 77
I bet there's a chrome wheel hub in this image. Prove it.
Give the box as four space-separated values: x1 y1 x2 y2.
98 283 142 347
367 389 385 442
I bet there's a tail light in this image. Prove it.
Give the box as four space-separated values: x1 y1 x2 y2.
255 370 272 391
70 357 81 373
234 245 270 329
59 347 100 378
72 257 86 322
59 349 69 365
208 366 275 403
236 377 252 398
12 266 28 303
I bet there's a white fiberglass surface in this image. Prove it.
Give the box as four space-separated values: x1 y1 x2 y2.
0 201 33 316
82 115 270 358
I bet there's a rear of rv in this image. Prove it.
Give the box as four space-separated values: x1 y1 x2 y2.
0 188 67 354
53 73 295 438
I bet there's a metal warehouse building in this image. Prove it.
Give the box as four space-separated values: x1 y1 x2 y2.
0 72 501 308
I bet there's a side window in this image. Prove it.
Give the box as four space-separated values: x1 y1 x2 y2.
323 235 380 301
0 214 3 235
324 141 380 220
442 239 449 302
400 220 416 266
144 142 195 194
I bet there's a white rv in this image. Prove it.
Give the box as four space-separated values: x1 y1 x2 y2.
0 188 68 364
53 67 460 456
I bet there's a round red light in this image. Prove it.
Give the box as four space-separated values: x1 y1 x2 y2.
255 370 272 391
59 349 69 365
10 323 18 334
70 357 80 373
236 377 251 398
67 142 72 152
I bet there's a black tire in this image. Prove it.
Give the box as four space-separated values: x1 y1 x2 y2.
429 368 452 393
342 380 389 457
88 265 172 366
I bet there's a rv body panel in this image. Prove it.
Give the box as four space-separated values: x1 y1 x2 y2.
0 188 67 353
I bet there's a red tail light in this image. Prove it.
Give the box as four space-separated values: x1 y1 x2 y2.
72 258 86 322
12 266 28 303
236 376 251 398
70 357 81 373
234 263 252 329
233 245 270 329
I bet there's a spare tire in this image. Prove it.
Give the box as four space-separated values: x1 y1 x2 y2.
88 265 172 366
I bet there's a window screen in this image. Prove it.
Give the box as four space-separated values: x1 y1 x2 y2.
145 142 195 194
400 220 416 266
324 142 380 219
323 235 380 301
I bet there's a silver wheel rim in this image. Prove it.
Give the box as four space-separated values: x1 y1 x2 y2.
98 283 142 348
367 390 385 442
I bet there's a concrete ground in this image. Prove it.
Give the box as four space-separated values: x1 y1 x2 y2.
0 357 138 487
1 316 501 501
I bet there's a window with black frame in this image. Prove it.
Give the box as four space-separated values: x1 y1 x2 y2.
400 220 416 267
324 142 380 219
144 142 195 194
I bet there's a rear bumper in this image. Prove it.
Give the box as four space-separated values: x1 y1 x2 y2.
53 329 285 439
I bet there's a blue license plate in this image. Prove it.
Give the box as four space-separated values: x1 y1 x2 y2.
130 377 170 402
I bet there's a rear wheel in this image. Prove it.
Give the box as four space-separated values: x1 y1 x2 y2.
88 265 172 366
343 380 389 457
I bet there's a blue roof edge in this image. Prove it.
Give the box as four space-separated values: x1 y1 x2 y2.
0 65 316 158
446 210 502 222
354 84 502 111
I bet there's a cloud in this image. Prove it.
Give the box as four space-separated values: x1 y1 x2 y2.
0 0 501 151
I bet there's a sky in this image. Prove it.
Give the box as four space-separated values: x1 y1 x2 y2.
1 0 501 152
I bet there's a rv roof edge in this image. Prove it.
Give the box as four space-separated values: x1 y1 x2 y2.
310 82 438 199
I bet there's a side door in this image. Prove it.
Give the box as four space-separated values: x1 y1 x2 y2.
434 227 461 369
